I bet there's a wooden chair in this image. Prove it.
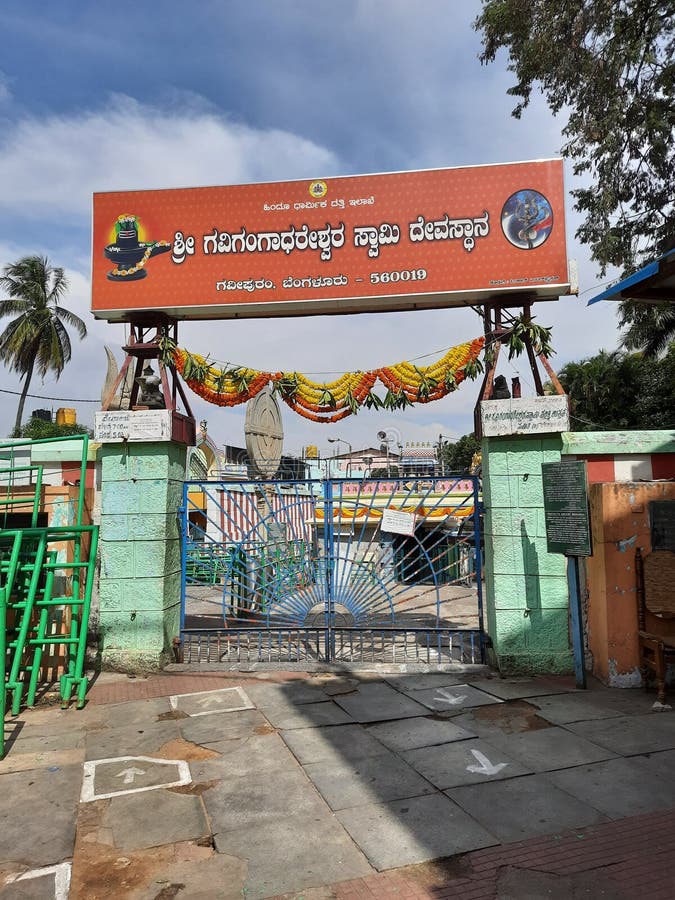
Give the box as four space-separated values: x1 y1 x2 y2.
636 548 675 704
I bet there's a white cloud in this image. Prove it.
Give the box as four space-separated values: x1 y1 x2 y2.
0 94 340 220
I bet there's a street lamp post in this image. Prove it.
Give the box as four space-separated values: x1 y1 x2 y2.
377 430 392 478
437 433 454 476
328 437 353 477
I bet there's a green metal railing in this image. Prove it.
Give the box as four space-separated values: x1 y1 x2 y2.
1 525 98 715
0 432 89 526
0 465 44 529
0 585 6 759
1 435 97 754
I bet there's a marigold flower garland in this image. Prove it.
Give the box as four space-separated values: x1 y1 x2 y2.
164 336 484 422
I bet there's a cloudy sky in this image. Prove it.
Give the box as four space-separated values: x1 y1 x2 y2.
0 0 621 457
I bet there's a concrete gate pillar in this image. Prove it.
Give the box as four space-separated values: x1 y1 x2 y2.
480 397 574 674
97 440 187 671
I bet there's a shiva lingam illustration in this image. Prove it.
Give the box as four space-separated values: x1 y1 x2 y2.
104 214 171 282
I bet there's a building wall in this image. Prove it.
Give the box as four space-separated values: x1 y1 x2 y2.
586 482 675 686
560 430 675 686
562 431 675 482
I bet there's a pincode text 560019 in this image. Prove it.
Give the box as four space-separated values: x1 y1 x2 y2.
370 269 427 285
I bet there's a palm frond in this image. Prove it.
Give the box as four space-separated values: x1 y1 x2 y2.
54 305 87 339
0 298 31 318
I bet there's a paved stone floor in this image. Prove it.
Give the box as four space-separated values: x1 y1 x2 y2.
0 669 674 898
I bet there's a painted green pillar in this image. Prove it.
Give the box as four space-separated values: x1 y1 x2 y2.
482 433 574 674
98 441 186 671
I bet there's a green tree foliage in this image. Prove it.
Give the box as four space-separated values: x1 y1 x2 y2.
0 256 87 435
618 296 675 358
474 1 675 276
439 433 481 472
18 419 90 440
557 345 675 430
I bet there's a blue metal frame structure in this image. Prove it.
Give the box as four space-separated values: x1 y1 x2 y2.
179 475 484 665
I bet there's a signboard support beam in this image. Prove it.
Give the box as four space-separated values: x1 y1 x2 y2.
567 557 587 689
473 299 567 438
101 314 195 446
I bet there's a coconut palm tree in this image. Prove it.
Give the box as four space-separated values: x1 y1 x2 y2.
619 300 675 358
0 255 87 435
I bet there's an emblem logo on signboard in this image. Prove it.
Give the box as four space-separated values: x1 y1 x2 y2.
309 180 328 199
104 214 171 282
501 190 553 250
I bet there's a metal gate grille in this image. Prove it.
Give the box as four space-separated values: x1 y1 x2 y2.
179 476 484 665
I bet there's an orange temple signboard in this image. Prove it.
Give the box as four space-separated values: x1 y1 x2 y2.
91 159 569 321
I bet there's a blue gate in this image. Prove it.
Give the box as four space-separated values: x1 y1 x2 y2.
179 475 484 665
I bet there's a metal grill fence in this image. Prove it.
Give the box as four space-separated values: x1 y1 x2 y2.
180 475 484 665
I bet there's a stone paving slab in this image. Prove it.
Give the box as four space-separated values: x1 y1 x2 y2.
332 683 429 722
366 716 476 752
579 686 666 716
84 720 181 760
479 724 618 772
633 747 675 779
312 674 361 696
447 773 609 842
7 704 106 734
336 793 498 871
0 765 81 868
3 872 58 899
565 712 675 756
214 811 373 897
91 696 172 728
402 738 531 788
2 863 71 900
244 681 330 708
262 700 354 730
179 708 269 746
383 673 473 693
281 724 385 765
190 733 298 782
169 686 254 717
407 683 503 712
82 755 190 800
2 728 85 755
467 677 571 700
531 693 625 725
203 767 327 831
303 751 435 811
546 756 675 819
0 747 85 776
101 790 209 851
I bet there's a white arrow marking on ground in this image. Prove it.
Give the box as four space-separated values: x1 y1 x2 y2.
196 694 227 708
466 749 508 776
435 688 467 706
115 766 146 784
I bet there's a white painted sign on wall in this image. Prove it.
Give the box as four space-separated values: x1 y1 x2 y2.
481 396 569 437
94 410 172 442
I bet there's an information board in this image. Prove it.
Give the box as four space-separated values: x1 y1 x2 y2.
91 159 569 321
481 396 569 437
542 460 592 556
380 508 417 536
94 410 172 442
